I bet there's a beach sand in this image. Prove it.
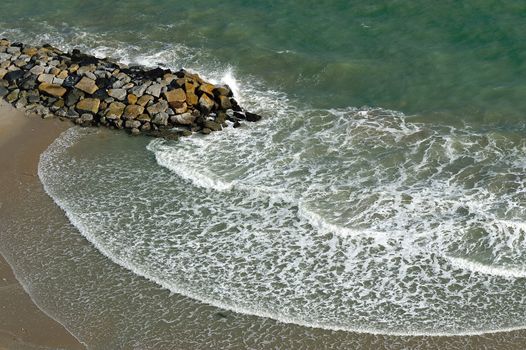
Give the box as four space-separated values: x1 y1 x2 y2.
0 101 84 350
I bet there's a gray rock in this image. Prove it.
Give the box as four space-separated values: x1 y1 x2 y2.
0 86 8 97
152 112 169 126
85 71 97 80
115 72 131 83
112 80 125 89
66 108 80 119
29 65 45 75
108 88 127 101
125 120 141 129
48 60 60 67
146 100 168 115
131 127 140 135
145 83 162 98
6 46 20 54
55 108 68 117
171 112 196 125
65 89 84 107
38 74 55 84
52 77 64 85
15 97 28 109
77 65 96 75
0 53 11 62
27 92 40 104
81 113 94 123
129 82 150 97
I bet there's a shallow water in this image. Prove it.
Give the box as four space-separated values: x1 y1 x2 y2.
1 0 526 348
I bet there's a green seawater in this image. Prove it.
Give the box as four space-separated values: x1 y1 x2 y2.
1 1 526 349
1 0 526 122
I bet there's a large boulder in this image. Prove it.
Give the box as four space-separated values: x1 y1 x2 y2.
152 112 169 126
108 88 127 101
163 88 186 103
146 100 168 115
106 102 126 119
76 98 100 114
123 104 144 119
38 82 67 97
171 112 196 125
198 94 215 112
75 76 98 94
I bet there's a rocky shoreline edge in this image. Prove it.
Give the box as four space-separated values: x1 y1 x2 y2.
0 39 262 139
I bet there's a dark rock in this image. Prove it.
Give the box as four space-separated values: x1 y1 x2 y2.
62 74 82 88
245 111 262 122
4 70 25 83
233 121 241 128
92 88 109 100
143 67 170 80
65 89 84 107
231 99 242 111
204 120 221 131
233 111 246 120
20 75 37 90
96 76 114 89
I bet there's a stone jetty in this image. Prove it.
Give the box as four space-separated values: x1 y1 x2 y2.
0 39 262 138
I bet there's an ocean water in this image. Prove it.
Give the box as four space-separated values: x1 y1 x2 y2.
1 0 526 348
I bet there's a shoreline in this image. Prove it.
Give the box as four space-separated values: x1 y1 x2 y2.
0 100 84 349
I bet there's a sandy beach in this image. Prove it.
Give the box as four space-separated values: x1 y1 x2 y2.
0 101 84 350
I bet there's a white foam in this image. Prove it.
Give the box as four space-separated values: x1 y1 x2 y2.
24 23 526 336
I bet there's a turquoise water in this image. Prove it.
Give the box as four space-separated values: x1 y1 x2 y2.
1 1 526 348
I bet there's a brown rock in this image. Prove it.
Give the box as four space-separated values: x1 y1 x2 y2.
106 102 126 120
75 76 98 94
184 81 196 93
218 95 232 110
137 114 151 122
57 70 69 79
127 94 138 105
137 95 153 107
38 83 67 97
123 105 144 120
163 88 186 103
68 64 79 73
76 98 100 114
186 90 199 106
198 94 215 112
22 47 38 56
0 68 7 79
213 85 232 97
147 100 168 115
198 83 215 96
169 101 188 114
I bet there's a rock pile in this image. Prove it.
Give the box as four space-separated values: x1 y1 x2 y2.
0 39 262 138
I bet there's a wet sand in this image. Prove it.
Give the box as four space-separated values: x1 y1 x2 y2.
0 101 84 350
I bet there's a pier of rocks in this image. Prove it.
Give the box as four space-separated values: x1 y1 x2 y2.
0 39 262 139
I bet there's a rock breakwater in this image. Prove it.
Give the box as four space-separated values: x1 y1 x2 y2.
0 39 262 138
